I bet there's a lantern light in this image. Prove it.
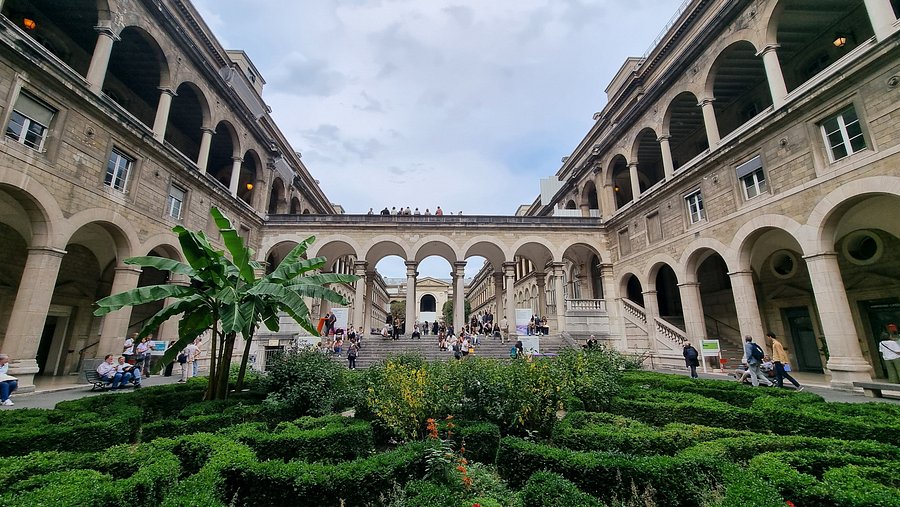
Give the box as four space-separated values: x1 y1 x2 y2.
245 182 254 191
23 18 36 30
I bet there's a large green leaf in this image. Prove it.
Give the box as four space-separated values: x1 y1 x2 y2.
268 237 316 280
123 256 196 278
133 295 206 341
292 273 359 286
220 301 248 335
94 285 195 316
210 207 254 284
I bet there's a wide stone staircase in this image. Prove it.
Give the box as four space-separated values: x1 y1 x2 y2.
332 333 574 369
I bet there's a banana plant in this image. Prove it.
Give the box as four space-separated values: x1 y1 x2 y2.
94 207 357 400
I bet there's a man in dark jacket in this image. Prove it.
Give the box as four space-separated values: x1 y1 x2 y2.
683 342 700 378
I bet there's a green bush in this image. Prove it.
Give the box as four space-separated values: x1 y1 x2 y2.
0 405 142 455
219 442 427 506
402 480 458 507
262 349 353 420
435 419 500 465
158 433 257 507
520 471 603 507
141 403 265 441
497 436 727 506
219 415 373 462
751 395 900 445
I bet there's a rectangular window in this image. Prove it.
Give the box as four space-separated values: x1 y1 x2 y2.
105 149 133 192
685 190 705 224
618 228 631 257
5 92 55 151
821 106 866 162
166 184 186 219
736 155 767 200
646 211 662 243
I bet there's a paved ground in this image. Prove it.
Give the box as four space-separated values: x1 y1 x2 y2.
3 367 898 410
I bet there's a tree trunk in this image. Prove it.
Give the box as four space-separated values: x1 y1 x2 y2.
206 322 219 401
216 332 237 400
235 326 256 391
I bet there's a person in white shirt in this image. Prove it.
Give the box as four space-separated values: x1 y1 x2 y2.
116 356 141 388
0 354 18 406
135 336 152 378
878 323 900 383
179 340 200 382
97 354 131 389
123 333 136 363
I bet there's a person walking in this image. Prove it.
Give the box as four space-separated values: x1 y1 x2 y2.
683 342 700 379
878 323 900 383
766 333 803 390
500 317 509 344
347 340 358 369
743 335 766 387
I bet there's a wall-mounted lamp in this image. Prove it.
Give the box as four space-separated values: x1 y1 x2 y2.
613 185 620 193
833 33 849 48
245 182 254 191
23 18 36 30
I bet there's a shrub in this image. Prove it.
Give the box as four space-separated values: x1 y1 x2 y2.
158 433 256 507
520 471 603 507
402 480 458 507
141 403 265 441
497 437 727 506
261 349 352 420
0 405 142 455
219 442 427 506
219 415 373 462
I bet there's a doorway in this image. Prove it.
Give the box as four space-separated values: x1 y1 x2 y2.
783 306 823 373
35 306 72 376
859 299 900 379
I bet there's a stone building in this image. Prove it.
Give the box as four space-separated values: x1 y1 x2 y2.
0 0 333 390
518 0 900 388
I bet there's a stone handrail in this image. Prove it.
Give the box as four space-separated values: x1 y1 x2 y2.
566 299 607 312
267 214 601 227
655 317 687 346
621 298 647 325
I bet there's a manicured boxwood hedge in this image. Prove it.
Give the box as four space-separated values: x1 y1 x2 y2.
436 419 501 464
0 405 142 455
141 403 266 441
218 442 427 506
519 471 604 507
218 415 374 462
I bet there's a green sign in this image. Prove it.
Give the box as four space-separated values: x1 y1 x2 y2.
701 339 720 356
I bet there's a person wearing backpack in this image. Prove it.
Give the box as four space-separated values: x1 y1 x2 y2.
682 342 700 378
743 335 766 387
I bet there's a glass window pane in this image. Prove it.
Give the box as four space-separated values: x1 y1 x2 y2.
6 111 25 140
831 143 848 160
841 107 858 124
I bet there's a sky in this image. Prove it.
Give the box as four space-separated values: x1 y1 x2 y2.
193 0 684 279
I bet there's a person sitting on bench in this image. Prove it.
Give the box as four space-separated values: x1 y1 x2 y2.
96 354 140 389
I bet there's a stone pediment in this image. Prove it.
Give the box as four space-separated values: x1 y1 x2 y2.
766 284 811 300
842 271 900 290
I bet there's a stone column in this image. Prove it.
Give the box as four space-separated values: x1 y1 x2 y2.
453 262 466 333
98 265 143 359
628 163 641 203
405 261 418 335
757 44 788 109
503 262 516 337
4 247 66 391
643 290 660 354
152 88 176 140
658 135 675 181
364 271 376 333
727 270 765 355
536 274 548 319
86 26 118 94
803 253 873 389
678 282 707 372
552 263 567 333
493 272 505 322
196 128 214 174
601 184 616 216
579 203 590 217
251 175 267 211
600 263 625 350
228 156 243 196
699 98 720 146
352 261 368 331
864 0 898 41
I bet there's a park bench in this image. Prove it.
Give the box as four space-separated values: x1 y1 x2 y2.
84 369 139 391
853 381 900 398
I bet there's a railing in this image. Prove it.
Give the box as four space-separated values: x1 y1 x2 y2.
621 298 647 325
655 317 687 346
565 299 607 312
266 214 601 227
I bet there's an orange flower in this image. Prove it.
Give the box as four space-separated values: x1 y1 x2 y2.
785 502 795 507
456 465 467 473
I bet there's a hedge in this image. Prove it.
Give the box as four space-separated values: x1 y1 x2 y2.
497 436 728 506
402 480 459 507
219 441 427 506
553 411 746 455
141 403 266 441
218 415 373 462
0 405 142 455
520 471 604 507
0 442 179 506
436 419 501 464
157 433 257 507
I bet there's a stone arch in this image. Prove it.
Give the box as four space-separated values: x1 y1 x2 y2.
580 179 599 212
631 127 665 191
140 235 183 263
307 236 362 266
619 271 645 306
462 238 507 270
207 120 240 188
663 91 707 169
806 177 900 254
644 253 683 289
63 208 139 262
680 238 735 283
732 214 807 270
703 39 773 138
413 236 460 264
364 237 412 266
103 24 170 127
606 154 632 209
701 38 764 99
511 238 554 270
237 149 262 205
268 177 286 215
0 172 65 248
166 81 211 162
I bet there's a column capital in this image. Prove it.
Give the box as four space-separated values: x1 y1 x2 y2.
727 269 754 277
405 260 419 268
641 290 658 296
755 43 780 57
535 276 546 288
232 156 244 163
698 97 716 107
677 282 701 288
158 87 177 97
656 135 671 142
627 162 639 169
94 24 120 41
26 246 67 258
353 260 368 273
114 265 143 275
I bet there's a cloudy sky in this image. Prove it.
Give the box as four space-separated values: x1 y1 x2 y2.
194 0 683 278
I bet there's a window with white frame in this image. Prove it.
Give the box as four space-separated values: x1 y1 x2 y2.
166 184 186 219
685 190 705 224
735 155 767 200
821 106 866 162
105 148 133 192
5 91 55 151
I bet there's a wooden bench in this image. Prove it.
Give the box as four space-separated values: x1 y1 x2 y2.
84 369 139 391
853 381 900 398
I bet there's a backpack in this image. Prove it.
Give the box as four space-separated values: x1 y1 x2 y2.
509 346 518 358
177 352 187 364
750 343 765 362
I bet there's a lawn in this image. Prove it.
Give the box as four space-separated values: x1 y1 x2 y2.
1 348 898 506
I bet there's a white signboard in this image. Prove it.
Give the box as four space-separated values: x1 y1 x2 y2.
515 309 532 336
519 336 540 355
332 307 349 332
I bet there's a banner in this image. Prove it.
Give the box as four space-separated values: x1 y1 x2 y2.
332 307 349 333
519 336 540 355
515 309 532 336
